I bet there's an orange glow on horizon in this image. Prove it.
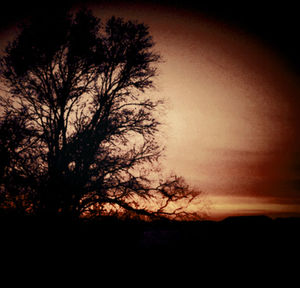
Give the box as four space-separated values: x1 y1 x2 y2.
206 194 300 220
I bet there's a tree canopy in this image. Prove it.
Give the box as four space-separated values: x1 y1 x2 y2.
0 9 202 220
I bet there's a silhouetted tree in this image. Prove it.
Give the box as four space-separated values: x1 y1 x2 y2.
0 9 201 220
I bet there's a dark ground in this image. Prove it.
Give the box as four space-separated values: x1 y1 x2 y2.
1 214 299 256
1 214 298 284
1 213 299 281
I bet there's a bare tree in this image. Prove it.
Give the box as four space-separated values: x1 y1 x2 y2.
0 9 201 220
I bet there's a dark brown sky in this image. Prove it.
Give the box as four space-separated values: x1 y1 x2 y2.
1 0 300 219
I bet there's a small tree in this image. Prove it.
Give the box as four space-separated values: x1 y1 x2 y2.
0 9 201 220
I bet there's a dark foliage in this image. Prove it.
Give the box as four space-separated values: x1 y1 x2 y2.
0 9 201 220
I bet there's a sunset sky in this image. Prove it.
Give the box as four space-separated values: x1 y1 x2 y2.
1 0 300 219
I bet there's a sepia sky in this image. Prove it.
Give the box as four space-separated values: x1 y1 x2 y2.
1 0 300 219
